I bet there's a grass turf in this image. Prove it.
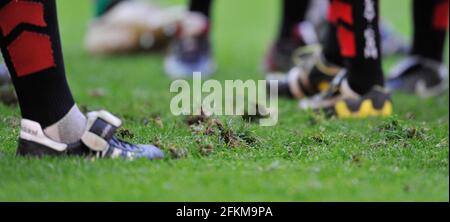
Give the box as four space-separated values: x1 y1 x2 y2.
0 0 448 201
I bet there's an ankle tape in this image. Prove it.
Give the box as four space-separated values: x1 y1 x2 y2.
81 111 122 152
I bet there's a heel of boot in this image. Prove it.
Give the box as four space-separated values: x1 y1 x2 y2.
16 139 62 157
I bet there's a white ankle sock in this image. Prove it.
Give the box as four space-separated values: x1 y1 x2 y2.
44 105 87 144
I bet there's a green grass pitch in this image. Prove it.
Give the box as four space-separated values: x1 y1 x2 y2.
0 0 448 201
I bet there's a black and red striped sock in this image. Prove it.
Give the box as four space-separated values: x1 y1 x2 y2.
0 0 77 129
411 0 449 62
329 0 384 95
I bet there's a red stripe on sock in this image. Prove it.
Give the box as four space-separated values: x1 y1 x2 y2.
0 0 46 36
328 0 353 25
433 0 449 30
336 1 353 25
8 31 55 77
328 0 339 23
337 26 356 58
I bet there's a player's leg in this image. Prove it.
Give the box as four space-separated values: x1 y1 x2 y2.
270 1 343 99
0 0 163 159
387 0 449 97
306 0 409 57
5 0 128 93
164 0 215 79
411 0 448 63
264 0 318 76
189 0 213 18
299 0 392 118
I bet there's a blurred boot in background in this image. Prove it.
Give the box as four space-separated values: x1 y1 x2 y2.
85 0 184 55
164 0 215 79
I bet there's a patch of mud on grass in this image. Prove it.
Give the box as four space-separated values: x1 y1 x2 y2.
186 111 262 149
117 128 135 140
168 144 189 159
376 117 428 141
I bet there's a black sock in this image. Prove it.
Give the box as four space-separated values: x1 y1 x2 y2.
322 21 344 67
411 0 448 62
0 0 75 128
329 0 384 95
190 0 213 19
278 0 310 40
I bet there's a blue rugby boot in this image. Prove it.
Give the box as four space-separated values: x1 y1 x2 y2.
17 110 164 160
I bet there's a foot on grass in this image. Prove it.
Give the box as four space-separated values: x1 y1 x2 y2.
17 110 164 160
267 46 341 99
299 72 393 118
387 56 448 98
